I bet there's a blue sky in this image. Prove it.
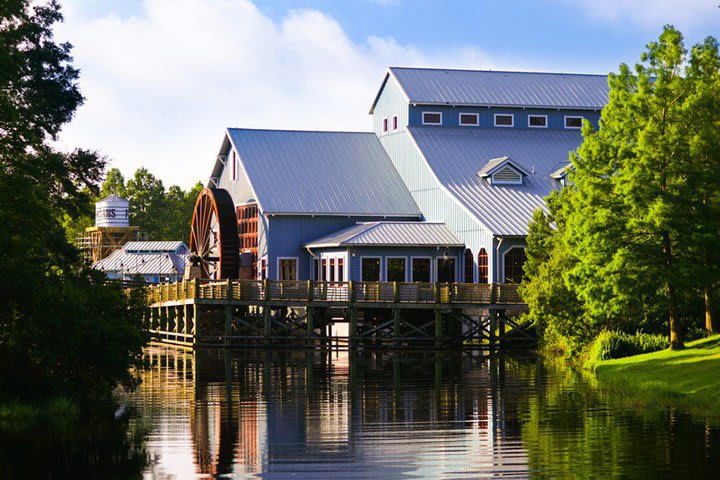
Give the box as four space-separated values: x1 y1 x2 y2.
56 0 719 187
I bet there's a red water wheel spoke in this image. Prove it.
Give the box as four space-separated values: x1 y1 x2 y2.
189 188 239 279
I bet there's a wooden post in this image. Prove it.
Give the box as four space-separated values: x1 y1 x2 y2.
435 308 443 347
225 279 233 346
393 281 400 343
307 280 315 340
192 303 199 339
264 306 271 341
349 281 357 347
489 310 497 350
183 304 188 334
498 310 506 343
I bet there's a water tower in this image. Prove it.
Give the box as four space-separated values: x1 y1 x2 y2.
76 195 141 263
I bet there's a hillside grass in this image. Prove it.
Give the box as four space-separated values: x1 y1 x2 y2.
594 335 720 416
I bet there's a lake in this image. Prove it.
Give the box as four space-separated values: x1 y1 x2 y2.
118 344 720 479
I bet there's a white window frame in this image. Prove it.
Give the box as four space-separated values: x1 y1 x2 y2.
564 115 583 129
276 256 299 281
384 256 408 283
258 254 268 280
231 151 238 182
458 112 479 127
359 256 383 282
494 113 514 128
527 114 548 128
410 256 433 283
422 111 443 126
382 117 388 134
392 115 399 131
435 255 459 283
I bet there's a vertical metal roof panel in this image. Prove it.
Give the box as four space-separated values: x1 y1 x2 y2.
407 127 583 236
389 67 609 110
305 221 464 247
225 129 421 217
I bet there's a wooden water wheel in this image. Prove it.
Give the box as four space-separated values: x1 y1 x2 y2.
189 188 239 279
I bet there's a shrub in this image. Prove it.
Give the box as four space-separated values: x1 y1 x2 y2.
585 331 668 369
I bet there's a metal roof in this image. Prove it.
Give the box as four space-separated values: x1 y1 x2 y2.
225 129 421 217
408 126 582 236
123 241 187 253
375 67 609 111
93 243 190 276
96 194 128 206
306 221 464 248
477 156 530 178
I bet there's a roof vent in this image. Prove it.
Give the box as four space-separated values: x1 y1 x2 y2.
477 156 530 186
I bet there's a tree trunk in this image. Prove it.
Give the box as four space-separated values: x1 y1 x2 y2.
705 284 717 334
663 233 683 350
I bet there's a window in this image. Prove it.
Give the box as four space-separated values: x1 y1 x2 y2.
313 258 320 281
382 117 388 133
232 151 238 182
392 115 398 130
412 258 431 282
528 115 547 128
494 114 514 127
504 248 526 284
436 257 456 283
361 257 381 281
338 258 344 282
260 258 267 280
321 259 327 281
492 166 523 185
278 258 297 281
422 112 442 125
329 258 335 282
386 257 406 282
464 249 474 283
459 113 479 126
565 116 583 129
478 248 488 284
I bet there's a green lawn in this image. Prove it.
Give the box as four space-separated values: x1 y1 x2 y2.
594 335 720 416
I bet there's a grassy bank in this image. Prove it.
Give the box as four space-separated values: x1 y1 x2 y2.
594 335 720 415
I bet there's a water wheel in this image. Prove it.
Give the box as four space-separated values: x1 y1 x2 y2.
189 188 239 279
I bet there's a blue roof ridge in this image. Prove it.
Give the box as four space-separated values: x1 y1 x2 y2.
226 127 374 135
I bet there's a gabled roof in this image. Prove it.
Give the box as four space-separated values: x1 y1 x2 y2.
477 156 531 178
371 67 609 112
407 127 583 236
549 161 573 179
93 242 190 276
305 222 464 248
216 129 421 217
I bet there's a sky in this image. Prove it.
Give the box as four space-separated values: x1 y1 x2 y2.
55 0 720 189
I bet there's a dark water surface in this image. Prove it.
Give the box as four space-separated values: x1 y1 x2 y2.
119 344 720 479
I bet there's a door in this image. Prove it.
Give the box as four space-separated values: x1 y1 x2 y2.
436 257 456 283
278 258 297 281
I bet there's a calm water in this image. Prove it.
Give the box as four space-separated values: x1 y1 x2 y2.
113 344 720 479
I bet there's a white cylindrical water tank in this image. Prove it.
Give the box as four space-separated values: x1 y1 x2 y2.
95 195 130 228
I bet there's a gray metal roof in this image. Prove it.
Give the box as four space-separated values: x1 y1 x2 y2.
377 67 609 111
93 243 190 276
225 129 421 217
306 221 464 248
124 241 187 253
477 156 530 178
408 126 582 236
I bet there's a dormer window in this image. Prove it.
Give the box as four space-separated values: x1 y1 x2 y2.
565 116 583 129
477 156 531 186
528 114 547 128
422 112 442 125
550 162 573 187
459 113 479 126
494 114 514 127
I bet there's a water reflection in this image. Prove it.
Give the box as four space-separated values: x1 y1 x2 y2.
131 345 720 479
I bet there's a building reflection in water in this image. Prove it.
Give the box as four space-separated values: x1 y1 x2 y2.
133 345 531 478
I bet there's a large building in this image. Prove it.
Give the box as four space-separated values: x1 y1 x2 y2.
189 68 609 284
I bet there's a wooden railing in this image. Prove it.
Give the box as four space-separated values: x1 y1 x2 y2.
146 279 524 306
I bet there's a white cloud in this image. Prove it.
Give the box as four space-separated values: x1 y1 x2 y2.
55 0 505 188
569 0 717 29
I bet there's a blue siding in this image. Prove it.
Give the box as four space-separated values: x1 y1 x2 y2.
344 246 464 282
409 105 600 130
266 215 417 280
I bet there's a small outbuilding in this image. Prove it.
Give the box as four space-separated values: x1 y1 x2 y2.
94 241 190 283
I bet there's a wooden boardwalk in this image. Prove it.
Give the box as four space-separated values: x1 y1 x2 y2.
144 279 531 348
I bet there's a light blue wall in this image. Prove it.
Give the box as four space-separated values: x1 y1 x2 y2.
408 105 601 130
373 74 410 137
266 215 418 280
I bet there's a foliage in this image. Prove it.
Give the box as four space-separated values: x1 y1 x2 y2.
0 1 146 404
585 331 668 368
594 335 720 414
523 26 720 352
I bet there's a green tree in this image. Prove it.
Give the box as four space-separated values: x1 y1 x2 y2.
0 1 145 403
99 167 127 198
125 167 166 239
